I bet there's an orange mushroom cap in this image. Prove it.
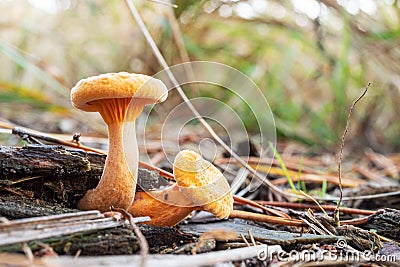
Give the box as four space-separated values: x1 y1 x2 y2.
71 72 167 113
174 150 234 219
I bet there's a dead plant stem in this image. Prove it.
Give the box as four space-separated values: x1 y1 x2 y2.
334 83 370 226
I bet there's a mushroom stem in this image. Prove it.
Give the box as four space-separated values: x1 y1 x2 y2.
78 120 138 211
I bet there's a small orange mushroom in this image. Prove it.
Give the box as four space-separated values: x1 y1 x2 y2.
129 150 234 226
71 72 167 211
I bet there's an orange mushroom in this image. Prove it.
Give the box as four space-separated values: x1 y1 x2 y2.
71 72 167 211
129 150 234 226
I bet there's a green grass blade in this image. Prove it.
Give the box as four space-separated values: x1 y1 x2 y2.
269 142 297 193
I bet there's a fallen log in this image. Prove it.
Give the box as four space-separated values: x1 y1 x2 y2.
0 145 168 209
0 208 196 255
0 145 197 256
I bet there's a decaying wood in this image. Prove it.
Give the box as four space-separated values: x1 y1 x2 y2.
0 195 77 219
0 145 196 256
180 219 340 248
0 210 149 246
363 208 400 241
0 210 144 256
336 224 382 252
0 201 197 255
0 145 170 209
1 244 279 267
2 227 141 256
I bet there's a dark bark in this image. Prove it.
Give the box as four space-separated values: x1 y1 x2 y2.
0 195 78 219
0 145 196 256
0 145 104 208
0 145 170 210
364 208 400 241
0 219 196 256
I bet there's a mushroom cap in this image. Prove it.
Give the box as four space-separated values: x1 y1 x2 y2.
129 188 194 226
71 72 168 112
173 150 234 219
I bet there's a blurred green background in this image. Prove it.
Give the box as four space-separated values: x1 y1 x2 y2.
0 0 399 152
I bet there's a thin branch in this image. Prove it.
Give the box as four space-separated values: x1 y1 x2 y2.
0 122 105 154
233 195 291 219
229 210 304 227
0 121 175 179
340 216 369 226
240 233 251 247
256 201 375 216
112 207 149 267
334 82 371 226
248 229 256 246
299 190 328 216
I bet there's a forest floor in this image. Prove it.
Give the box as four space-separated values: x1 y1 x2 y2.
0 120 399 266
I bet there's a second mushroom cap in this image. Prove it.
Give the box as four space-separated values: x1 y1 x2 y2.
174 149 234 219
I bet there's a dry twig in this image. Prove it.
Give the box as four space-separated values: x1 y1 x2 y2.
334 83 370 226
229 210 304 227
256 201 375 215
233 195 291 219
111 207 149 267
